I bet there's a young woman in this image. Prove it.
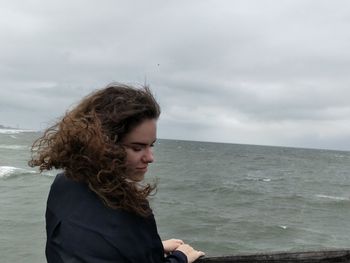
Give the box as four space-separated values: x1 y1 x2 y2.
30 83 205 263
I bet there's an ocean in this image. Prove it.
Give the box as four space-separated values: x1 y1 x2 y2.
1 130 350 262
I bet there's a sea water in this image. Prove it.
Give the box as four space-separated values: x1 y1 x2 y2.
1 130 350 262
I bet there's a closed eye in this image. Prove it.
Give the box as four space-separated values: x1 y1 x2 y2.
131 146 143 152
122 140 156 151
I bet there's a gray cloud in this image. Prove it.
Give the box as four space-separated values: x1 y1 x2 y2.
1 0 350 150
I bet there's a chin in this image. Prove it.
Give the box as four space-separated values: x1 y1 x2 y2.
129 172 145 182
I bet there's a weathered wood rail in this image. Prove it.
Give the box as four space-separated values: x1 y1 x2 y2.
195 249 350 263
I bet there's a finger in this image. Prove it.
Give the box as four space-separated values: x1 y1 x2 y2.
198 251 205 257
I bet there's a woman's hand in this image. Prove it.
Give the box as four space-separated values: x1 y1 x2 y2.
175 244 205 263
162 239 184 253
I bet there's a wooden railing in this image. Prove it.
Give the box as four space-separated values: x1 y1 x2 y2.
195 249 350 263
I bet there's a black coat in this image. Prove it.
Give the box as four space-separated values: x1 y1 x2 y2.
46 174 187 263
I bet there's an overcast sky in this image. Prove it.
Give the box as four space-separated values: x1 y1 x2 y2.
1 0 350 151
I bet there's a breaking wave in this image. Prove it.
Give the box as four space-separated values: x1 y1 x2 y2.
0 129 37 134
0 166 36 178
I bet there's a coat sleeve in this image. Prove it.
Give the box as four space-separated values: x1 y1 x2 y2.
164 251 188 263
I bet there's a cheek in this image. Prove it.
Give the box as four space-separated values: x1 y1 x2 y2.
125 150 140 166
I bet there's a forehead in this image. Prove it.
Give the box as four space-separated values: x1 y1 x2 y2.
122 119 157 143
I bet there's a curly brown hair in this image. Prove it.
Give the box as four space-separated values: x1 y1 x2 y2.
29 83 161 217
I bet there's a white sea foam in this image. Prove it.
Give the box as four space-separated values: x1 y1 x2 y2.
316 194 349 201
0 166 17 178
0 166 36 178
0 129 37 134
0 144 27 150
279 225 288 229
42 170 63 177
245 176 272 182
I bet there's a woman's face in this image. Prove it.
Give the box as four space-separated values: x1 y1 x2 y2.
121 119 157 181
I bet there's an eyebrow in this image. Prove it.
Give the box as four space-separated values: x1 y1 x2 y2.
127 139 157 146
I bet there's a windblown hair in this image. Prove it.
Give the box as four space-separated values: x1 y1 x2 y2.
29 83 161 217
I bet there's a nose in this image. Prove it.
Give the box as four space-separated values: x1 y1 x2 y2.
142 147 154 163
